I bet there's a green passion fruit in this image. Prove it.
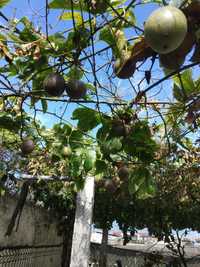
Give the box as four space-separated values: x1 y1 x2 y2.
144 6 187 54
62 146 72 157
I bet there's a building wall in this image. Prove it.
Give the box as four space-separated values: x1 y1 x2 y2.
90 243 200 267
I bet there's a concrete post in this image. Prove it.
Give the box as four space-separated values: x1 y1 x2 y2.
70 176 95 267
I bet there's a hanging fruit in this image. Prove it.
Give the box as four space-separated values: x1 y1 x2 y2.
144 6 187 54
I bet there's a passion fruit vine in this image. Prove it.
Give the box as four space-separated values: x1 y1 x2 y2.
43 73 65 97
21 139 35 154
65 80 87 99
144 6 188 54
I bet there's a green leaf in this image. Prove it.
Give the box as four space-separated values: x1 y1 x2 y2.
0 34 6 42
66 66 84 80
72 107 101 132
17 17 41 42
173 70 196 98
84 150 96 172
99 26 127 57
65 27 90 52
96 123 110 143
95 160 107 175
129 167 155 199
69 130 83 149
0 0 11 8
49 0 87 11
49 0 124 12
41 99 48 113
53 123 73 143
62 124 72 136
70 150 83 177
112 8 136 28
123 121 157 162
48 33 67 51
101 138 122 155
0 113 21 132
85 83 96 92
173 83 185 102
49 0 71 9
32 69 51 92
7 33 23 43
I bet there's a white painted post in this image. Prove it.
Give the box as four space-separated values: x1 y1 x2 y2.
70 176 95 267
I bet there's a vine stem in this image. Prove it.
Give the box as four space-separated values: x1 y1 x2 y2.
143 61 200 95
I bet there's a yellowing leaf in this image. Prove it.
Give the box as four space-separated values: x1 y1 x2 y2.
60 11 83 26
0 0 11 8
0 41 12 62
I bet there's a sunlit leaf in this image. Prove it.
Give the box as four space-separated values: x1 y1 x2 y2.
72 107 101 132
60 11 83 26
0 0 11 8
173 70 196 98
173 83 186 102
84 150 96 172
99 26 127 57
49 0 87 11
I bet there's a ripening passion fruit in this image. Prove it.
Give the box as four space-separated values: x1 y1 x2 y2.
118 166 130 181
159 31 195 70
144 6 187 54
65 80 87 99
43 73 65 96
90 0 108 14
104 179 117 193
112 120 126 137
21 139 35 154
159 53 185 70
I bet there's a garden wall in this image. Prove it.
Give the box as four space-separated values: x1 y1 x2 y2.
0 194 62 267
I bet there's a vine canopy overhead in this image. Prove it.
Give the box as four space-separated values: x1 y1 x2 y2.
0 0 200 233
